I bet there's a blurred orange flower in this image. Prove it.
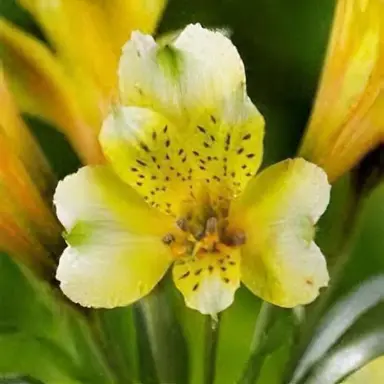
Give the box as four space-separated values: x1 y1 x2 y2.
299 0 384 183
0 70 58 275
0 0 166 164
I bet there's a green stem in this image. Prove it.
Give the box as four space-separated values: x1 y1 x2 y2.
74 310 120 384
203 314 221 384
237 302 274 384
134 281 189 384
88 310 134 384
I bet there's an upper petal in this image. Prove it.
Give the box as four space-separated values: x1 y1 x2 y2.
54 165 173 308
118 24 246 123
100 102 264 216
232 158 331 307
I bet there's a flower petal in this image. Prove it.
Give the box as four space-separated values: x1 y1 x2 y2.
100 101 264 215
19 0 165 97
54 165 173 308
117 25 265 202
172 250 241 315
299 0 384 181
232 158 331 308
0 19 103 164
100 106 193 216
119 23 246 122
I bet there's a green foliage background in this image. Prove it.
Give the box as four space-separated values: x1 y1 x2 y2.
0 1 383 383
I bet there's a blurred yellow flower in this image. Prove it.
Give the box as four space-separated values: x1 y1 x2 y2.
0 0 166 164
0 70 59 275
54 25 331 315
342 356 384 384
299 0 384 183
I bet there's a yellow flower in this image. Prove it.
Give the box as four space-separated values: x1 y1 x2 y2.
299 0 384 183
0 0 166 164
54 24 331 315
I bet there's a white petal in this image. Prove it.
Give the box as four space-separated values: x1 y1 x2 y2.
118 24 246 122
233 158 331 307
54 166 173 308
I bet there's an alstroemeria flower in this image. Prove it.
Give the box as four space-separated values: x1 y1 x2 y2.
54 24 331 315
0 0 166 163
299 0 384 182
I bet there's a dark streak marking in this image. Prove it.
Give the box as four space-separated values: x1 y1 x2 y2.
179 271 190 279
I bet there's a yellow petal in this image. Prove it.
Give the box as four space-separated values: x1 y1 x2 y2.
0 69 53 197
172 249 241 315
232 158 330 308
0 19 103 164
100 102 264 215
0 131 58 275
19 0 166 98
97 0 166 52
54 165 174 308
100 106 192 215
118 24 247 122
299 0 384 182
18 0 116 97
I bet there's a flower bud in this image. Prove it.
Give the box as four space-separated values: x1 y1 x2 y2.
299 0 384 183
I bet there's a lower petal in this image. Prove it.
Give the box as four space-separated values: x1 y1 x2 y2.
57 235 172 309
172 250 241 315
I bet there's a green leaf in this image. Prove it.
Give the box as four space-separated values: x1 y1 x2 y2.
0 254 117 384
288 275 384 384
134 278 189 384
302 303 384 384
90 307 139 383
0 331 82 384
0 376 44 384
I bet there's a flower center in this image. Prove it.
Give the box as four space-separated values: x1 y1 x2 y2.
162 202 246 260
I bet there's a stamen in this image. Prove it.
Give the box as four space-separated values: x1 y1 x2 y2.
230 230 246 246
176 218 189 232
162 233 175 245
206 217 218 235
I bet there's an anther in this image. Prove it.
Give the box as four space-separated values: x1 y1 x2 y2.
162 233 175 245
206 217 218 235
176 218 189 232
231 230 246 246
